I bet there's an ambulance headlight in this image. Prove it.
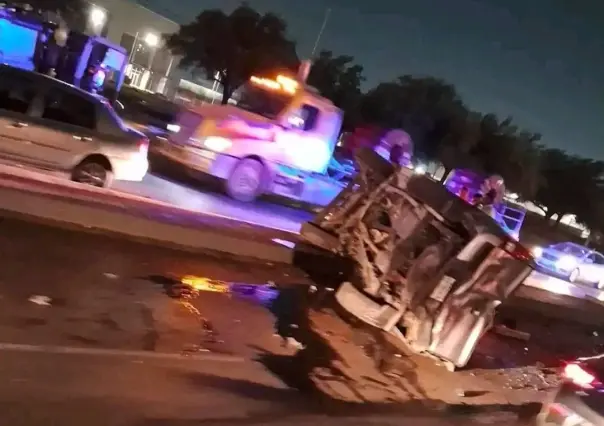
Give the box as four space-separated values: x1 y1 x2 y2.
204 137 232 152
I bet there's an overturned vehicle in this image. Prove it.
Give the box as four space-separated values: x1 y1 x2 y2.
299 147 535 371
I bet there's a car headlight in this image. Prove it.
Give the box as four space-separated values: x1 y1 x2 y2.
204 136 232 152
531 246 542 257
166 123 180 133
556 255 577 269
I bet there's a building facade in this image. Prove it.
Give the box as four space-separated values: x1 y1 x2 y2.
88 0 219 100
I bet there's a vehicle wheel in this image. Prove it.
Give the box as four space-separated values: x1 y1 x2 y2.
226 158 266 202
568 268 580 283
71 159 112 188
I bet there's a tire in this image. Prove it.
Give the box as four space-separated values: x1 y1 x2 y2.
225 157 266 202
71 159 112 188
568 268 580 283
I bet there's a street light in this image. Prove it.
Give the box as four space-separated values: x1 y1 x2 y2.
128 31 160 64
126 31 161 90
144 32 159 48
89 6 107 29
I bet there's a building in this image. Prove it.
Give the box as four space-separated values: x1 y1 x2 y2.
85 0 221 101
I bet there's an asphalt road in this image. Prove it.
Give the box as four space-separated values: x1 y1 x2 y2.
0 350 294 426
0 217 525 426
114 171 313 234
0 216 309 354
0 155 313 234
0 216 313 425
3 348 516 426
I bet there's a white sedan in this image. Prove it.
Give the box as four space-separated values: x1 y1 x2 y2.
532 242 604 288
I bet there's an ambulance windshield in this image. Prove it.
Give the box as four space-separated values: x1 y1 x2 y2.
236 83 292 119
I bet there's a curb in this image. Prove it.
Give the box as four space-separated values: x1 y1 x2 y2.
0 187 294 264
0 342 247 363
0 170 299 239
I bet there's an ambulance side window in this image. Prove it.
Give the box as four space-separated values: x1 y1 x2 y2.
289 104 319 131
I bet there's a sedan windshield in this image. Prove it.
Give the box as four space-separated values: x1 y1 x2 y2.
551 242 588 257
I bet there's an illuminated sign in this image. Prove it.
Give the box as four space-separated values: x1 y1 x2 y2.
249 74 298 94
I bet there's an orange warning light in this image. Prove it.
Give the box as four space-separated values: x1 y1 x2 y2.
250 75 298 94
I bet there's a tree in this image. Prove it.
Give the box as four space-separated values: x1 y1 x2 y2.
306 50 365 130
360 76 476 179
165 3 299 104
534 149 604 225
471 114 542 199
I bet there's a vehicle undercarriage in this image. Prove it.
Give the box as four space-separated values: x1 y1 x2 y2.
299 148 534 370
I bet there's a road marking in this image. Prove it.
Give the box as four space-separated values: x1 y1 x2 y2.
0 343 247 363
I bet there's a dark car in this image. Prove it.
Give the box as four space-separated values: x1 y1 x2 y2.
112 87 180 137
537 356 604 425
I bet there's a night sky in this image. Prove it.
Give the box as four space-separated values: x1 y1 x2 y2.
136 0 604 159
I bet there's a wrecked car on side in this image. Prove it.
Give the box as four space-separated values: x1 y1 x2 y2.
298 148 535 371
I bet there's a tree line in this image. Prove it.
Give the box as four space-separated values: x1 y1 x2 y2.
29 1 604 233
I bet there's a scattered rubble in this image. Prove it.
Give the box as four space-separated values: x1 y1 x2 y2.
28 295 52 306
493 324 531 341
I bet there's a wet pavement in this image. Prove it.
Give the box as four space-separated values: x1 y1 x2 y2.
0 215 544 425
0 216 306 356
2 215 603 425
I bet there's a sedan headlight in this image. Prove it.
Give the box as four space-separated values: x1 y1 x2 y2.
166 123 180 133
204 136 232 152
556 255 577 269
531 246 543 257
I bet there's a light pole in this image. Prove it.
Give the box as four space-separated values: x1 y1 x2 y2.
310 8 331 57
144 32 159 70
127 31 159 90
128 31 159 67
88 5 107 35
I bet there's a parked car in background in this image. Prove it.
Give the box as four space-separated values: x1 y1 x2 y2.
0 65 149 187
536 356 604 425
532 242 604 288
111 86 180 138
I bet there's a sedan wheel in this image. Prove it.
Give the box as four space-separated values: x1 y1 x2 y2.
72 161 109 187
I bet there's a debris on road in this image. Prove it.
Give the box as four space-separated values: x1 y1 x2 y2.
493 365 561 391
103 272 119 279
493 324 531 341
181 275 230 293
28 295 52 306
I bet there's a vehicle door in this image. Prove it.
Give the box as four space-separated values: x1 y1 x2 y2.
583 253 604 283
426 235 533 368
279 102 331 170
25 86 98 168
0 70 38 161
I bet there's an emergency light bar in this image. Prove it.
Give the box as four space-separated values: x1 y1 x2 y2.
249 75 298 94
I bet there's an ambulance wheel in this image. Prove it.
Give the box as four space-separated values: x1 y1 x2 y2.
226 158 266 202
